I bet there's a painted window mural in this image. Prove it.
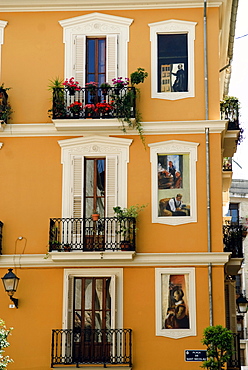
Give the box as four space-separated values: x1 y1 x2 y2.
158 154 190 217
155 268 196 339
162 274 189 329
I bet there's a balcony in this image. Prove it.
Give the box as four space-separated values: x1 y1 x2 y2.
49 217 136 252
51 86 136 121
0 221 3 254
223 223 247 258
221 96 243 157
51 328 132 368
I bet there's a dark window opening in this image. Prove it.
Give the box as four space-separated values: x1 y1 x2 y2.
86 38 106 86
158 33 188 92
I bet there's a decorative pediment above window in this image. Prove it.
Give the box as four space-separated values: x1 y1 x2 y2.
59 12 133 86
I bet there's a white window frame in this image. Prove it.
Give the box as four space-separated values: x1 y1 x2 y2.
63 268 123 330
59 12 133 86
0 21 7 79
149 140 199 225
58 135 132 218
149 19 197 100
155 267 196 339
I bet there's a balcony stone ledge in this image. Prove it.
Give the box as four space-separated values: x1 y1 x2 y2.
52 118 129 132
50 250 135 262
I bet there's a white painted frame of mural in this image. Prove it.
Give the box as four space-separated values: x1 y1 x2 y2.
155 267 196 339
149 140 199 225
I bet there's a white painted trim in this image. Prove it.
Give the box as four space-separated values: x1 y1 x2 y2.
0 20 7 44
155 267 196 338
0 1 223 12
58 135 132 217
149 140 199 225
0 252 231 268
0 120 227 137
149 19 197 100
63 268 123 330
59 12 133 84
51 251 135 261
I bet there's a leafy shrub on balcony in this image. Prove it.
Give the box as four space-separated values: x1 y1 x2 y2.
220 95 244 145
0 84 13 124
48 68 148 145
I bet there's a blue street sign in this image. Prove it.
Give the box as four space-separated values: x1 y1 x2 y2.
185 350 207 362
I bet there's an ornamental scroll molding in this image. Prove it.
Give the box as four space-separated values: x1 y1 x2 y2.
70 143 122 154
71 22 121 35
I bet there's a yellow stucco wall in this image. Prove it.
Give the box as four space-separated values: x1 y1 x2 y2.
0 4 230 370
0 266 225 370
0 7 220 124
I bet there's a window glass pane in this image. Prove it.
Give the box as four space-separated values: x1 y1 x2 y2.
85 159 94 196
95 279 103 310
87 39 95 75
95 312 102 330
98 39 106 85
158 34 188 92
85 278 92 309
75 279 82 310
97 159 105 196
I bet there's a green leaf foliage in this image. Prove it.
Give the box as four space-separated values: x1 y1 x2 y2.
201 325 233 370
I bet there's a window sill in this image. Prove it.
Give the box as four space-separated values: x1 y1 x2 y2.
53 118 123 131
50 250 135 262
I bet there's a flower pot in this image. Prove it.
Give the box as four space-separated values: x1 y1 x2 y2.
92 213 100 221
120 241 131 251
68 88 76 96
64 244 71 252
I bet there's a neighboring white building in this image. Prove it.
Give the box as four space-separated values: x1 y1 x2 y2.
229 179 248 368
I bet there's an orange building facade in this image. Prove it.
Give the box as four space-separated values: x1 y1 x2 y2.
0 1 240 369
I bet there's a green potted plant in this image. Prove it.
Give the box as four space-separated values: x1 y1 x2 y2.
48 77 66 119
68 101 83 118
63 77 81 95
130 67 148 86
201 325 233 370
86 81 98 95
0 83 13 124
100 82 111 95
113 204 147 251
112 68 148 147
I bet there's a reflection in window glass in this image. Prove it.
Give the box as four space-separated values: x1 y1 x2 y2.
158 34 188 93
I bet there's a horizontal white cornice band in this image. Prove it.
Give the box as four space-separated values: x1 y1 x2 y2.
0 1 222 12
0 120 227 137
0 252 230 268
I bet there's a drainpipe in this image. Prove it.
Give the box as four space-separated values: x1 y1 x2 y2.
204 0 213 327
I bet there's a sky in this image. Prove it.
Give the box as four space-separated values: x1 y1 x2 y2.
228 0 248 180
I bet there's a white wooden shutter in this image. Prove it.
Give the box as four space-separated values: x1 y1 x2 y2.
67 276 74 330
105 156 118 217
106 34 118 83
72 156 83 218
74 35 86 87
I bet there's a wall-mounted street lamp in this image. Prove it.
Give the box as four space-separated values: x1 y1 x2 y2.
236 293 248 314
1 269 19 308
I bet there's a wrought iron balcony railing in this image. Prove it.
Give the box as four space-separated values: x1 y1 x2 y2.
0 221 3 254
223 223 247 258
49 217 136 252
51 86 136 120
220 98 240 130
51 328 132 368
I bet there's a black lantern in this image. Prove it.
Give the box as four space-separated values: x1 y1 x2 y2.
1 268 19 308
236 293 248 314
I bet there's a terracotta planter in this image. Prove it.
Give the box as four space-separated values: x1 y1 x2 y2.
92 213 100 221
